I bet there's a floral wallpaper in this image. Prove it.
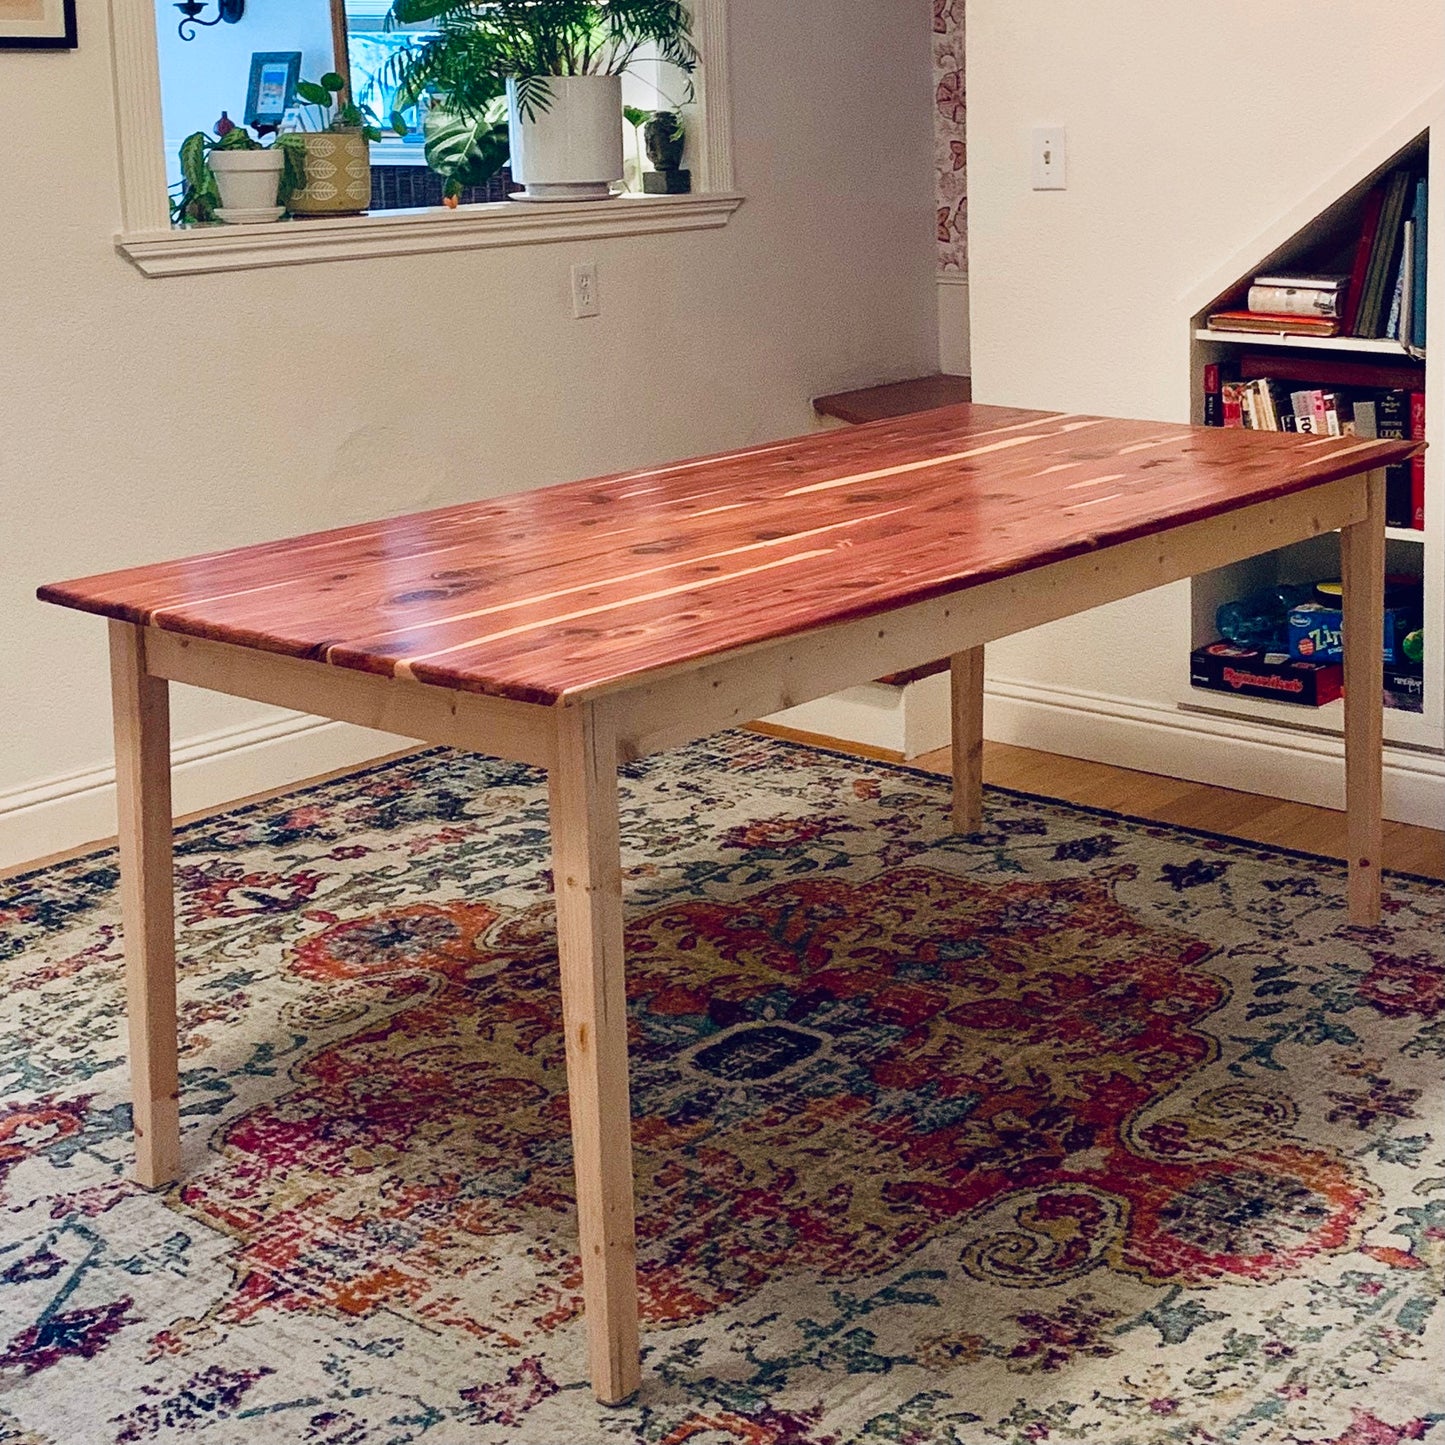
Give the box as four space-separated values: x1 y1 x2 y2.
933 0 967 276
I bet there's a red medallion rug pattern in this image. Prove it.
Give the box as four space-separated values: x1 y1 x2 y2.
0 735 1441 1444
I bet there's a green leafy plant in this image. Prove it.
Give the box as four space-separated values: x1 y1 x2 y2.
385 0 698 123
171 124 307 225
294 70 406 142
422 92 510 200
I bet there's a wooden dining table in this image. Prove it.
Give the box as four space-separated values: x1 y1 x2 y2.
38 402 1416 1403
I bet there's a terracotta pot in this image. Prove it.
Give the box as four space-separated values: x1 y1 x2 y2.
289 131 371 216
208 148 284 213
506 75 623 202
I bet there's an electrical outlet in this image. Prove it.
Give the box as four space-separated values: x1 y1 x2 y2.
571 262 600 318
1032 127 1066 190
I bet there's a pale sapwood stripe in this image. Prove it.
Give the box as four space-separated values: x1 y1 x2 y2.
337 508 912 648
145 477 899 620
58 413 1089 616
152 464 991 631
388 547 836 675
782 424 1108 498
613 439 799 481
1065 473 1128 491
1066 492 1126 511
1114 438 1180 455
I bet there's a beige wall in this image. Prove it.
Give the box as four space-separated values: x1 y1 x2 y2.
968 0 1444 706
1 0 937 858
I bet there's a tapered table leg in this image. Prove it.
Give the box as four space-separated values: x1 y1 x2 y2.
108 621 181 1189
1341 470 1386 926
950 646 985 833
548 701 641 1405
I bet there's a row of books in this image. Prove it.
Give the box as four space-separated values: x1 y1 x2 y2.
1203 362 1425 528
1205 165 1428 350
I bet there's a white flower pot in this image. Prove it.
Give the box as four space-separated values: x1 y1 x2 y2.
208 148 285 215
507 74 623 202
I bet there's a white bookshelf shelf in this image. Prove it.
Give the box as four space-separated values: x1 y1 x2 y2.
1193 328 1419 358
1386 526 1427 544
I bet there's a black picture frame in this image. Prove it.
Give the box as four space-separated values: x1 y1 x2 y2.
244 50 302 129
0 0 78 49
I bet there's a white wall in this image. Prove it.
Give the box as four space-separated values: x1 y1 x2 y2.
1 0 937 865
156 0 336 181
968 1 1445 778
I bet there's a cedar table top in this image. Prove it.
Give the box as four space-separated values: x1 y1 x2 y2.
39 404 1416 707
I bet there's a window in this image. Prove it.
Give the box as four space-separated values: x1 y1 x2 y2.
115 0 738 276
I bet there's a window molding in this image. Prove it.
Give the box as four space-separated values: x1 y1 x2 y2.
108 0 739 276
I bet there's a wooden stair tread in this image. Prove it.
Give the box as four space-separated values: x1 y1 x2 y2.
812 374 972 426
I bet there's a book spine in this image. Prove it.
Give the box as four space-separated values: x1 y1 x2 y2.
1345 184 1385 335
1410 389 1426 529
1410 176 1428 352
1221 381 1244 428
1247 284 1342 317
1378 389 1412 528
1203 362 1222 426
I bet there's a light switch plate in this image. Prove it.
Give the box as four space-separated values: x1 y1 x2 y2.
1032 127 1067 190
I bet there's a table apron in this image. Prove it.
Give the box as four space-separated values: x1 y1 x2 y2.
143 628 557 771
606 474 1371 761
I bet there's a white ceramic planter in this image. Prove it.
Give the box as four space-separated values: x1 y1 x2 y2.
208 148 285 215
506 74 624 202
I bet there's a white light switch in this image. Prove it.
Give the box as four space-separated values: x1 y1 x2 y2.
1032 127 1067 190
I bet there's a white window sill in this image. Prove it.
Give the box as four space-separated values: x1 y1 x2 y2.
117 191 744 278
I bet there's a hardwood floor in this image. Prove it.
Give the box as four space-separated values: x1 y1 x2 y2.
912 739 1445 881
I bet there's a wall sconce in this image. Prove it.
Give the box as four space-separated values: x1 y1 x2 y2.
175 0 244 41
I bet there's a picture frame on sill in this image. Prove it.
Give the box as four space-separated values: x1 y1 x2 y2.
245 51 303 130
0 0 77 49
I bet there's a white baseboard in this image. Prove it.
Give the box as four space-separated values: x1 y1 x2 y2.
0 713 410 873
937 273 970 377
982 676 1445 830
6 675 1438 875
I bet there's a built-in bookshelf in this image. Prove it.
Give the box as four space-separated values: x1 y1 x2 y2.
1185 119 1442 756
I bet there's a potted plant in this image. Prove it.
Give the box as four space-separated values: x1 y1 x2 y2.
388 0 697 202
172 117 306 225
420 83 511 204
288 71 402 217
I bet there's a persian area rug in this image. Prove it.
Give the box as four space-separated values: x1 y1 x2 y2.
1 735 1442 1445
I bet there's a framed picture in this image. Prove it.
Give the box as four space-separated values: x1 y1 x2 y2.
244 51 302 129
0 0 77 48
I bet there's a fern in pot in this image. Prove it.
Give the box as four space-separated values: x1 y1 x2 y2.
388 0 697 202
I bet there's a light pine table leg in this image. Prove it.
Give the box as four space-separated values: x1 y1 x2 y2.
950 646 985 833
108 620 182 1189
1341 469 1386 926
548 701 641 1405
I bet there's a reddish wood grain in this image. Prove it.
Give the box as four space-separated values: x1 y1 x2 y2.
39 404 1418 707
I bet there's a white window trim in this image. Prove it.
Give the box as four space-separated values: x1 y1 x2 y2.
108 0 739 278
